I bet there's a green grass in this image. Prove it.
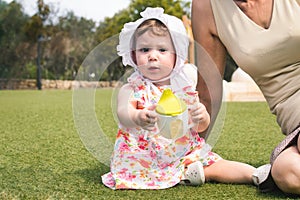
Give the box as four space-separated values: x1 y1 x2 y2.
0 89 298 199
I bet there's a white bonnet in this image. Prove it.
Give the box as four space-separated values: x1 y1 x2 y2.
117 7 189 72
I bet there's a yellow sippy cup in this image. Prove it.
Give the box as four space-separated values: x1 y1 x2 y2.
156 88 190 140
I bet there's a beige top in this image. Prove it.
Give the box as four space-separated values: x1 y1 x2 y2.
211 0 300 134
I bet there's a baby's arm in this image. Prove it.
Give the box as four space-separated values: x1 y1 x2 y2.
117 84 158 131
189 101 210 132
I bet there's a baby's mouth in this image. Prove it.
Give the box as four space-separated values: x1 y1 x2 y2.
148 66 160 70
146 63 161 70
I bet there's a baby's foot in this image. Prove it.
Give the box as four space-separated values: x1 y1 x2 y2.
180 161 205 186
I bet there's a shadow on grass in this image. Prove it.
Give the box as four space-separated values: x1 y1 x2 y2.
249 162 300 199
73 165 300 199
74 163 110 185
257 190 300 199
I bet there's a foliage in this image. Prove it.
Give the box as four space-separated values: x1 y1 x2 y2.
95 0 188 43
0 1 30 78
0 0 235 82
128 0 186 21
23 0 50 42
0 89 290 199
46 12 96 80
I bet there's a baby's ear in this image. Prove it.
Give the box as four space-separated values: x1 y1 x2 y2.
131 50 137 64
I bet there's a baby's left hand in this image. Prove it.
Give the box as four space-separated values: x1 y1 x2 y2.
188 102 209 124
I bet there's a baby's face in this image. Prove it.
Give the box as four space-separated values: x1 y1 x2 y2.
134 30 176 85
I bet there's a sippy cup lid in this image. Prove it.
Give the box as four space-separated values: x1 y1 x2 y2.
156 88 187 116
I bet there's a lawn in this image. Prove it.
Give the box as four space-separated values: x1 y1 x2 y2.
0 89 297 199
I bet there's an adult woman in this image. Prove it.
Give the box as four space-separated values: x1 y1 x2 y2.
192 0 300 195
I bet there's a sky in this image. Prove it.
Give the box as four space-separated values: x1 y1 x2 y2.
3 0 131 23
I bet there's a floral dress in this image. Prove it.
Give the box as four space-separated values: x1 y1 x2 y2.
101 74 221 189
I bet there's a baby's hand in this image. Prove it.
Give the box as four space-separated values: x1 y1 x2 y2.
189 102 209 125
135 105 158 131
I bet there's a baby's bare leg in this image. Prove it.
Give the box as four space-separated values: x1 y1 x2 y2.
204 159 255 184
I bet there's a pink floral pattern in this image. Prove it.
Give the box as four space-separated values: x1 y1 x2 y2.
101 75 221 189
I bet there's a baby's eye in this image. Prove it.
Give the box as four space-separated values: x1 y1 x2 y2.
139 48 150 52
159 48 167 52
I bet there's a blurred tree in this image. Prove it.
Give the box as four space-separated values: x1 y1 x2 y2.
23 0 50 42
96 0 187 43
0 1 29 78
0 0 236 83
128 0 185 20
21 0 51 88
46 12 96 79
0 0 7 12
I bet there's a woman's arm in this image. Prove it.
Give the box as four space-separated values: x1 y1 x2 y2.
191 0 227 137
117 84 157 131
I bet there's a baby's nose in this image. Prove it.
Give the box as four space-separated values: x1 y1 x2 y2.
148 50 158 61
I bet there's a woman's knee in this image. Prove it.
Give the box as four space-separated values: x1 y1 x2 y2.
272 147 300 194
273 164 300 194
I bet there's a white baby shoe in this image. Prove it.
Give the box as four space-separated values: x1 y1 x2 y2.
180 161 205 186
252 164 271 186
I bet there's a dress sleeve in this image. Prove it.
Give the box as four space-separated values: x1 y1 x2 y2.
182 63 198 89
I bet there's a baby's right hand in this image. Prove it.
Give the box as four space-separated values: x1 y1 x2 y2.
135 105 158 131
